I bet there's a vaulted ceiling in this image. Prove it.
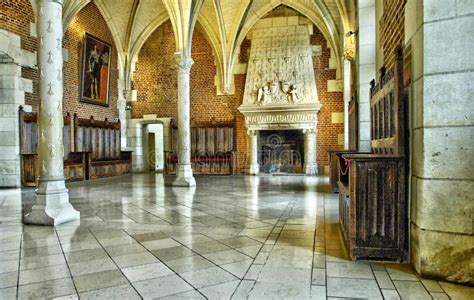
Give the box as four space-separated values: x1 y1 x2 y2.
56 0 355 93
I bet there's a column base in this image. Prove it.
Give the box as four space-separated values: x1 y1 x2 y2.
24 180 80 226
246 164 260 175
173 164 196 187
304 163 318 175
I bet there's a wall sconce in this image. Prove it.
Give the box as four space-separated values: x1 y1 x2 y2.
345 31 358 37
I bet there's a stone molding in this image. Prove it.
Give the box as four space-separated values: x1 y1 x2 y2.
175 53 194 74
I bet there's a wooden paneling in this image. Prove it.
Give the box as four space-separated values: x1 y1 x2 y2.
73 114 132 179
165 120 236 175
19 108 86 186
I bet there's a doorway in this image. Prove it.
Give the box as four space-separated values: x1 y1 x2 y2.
144 123 164 172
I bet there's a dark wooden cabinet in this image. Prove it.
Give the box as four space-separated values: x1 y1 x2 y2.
337 47 409 262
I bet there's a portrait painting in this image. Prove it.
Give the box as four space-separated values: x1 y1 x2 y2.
80 33 112 106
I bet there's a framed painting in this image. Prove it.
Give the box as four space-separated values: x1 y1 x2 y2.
80 33 112 106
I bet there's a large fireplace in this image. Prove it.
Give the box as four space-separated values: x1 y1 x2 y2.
238 14 322 175
259 130 304 173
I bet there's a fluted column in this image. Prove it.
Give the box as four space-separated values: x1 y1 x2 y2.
173 54 195 186
246 130 259 175
303 129 318 175
24 0 79 225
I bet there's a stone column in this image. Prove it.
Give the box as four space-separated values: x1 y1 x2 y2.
356 0 376 151
24 0 79 225
173 54 195 186
303 129 318 175
343 59 351 149
246 130 259 175
407 0 474 284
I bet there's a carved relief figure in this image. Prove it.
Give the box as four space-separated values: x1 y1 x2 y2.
290 85 299 103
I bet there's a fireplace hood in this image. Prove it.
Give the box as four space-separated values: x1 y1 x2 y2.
238 15 322 132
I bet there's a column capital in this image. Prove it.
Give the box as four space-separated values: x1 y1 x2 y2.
37 0 64 6
175 53 194 73
247 129 258 137
303 128 316 135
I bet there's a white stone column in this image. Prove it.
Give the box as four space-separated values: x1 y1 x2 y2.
246 130 259 175
24 0 79 225
303 129 318 175
343 59 351 149
356 0 376 151
173 54 195 186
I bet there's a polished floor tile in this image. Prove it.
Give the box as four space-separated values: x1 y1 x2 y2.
17 277 76 300
68 257 117 276
122 262 173 282
112 251 158 268
326 277 383 299
132 274 193 298
79 284 141 300
166 255 215 274
180 266 238 289
0 174 472 299
73 269 128 292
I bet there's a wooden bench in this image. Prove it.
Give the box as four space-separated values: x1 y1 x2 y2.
328 149 357 193
19 107 87 187
328 95 361 193
73 115 132 180
165 119 236 175
338 47 409 261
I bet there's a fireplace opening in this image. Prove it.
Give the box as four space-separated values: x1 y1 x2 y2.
258 130 304 174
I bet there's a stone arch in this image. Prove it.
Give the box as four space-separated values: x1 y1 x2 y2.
130 17 224 98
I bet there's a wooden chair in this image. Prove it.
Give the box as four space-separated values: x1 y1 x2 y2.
338 47 409 261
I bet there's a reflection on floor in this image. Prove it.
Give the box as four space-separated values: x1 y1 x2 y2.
0 174 472 299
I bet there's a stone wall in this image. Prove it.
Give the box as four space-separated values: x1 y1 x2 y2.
405 0 474 284
0 1 36 187
0 0 37 110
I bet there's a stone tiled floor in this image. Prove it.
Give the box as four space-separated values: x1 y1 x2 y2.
0 174 472 299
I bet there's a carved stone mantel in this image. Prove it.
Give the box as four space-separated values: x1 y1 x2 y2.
239 103 321 131
239 103 321 175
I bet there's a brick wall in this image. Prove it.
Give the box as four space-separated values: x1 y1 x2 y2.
311 27 345 171
0 1 118 121
380 0 407 69
62 3 119 120
132 20 344 173
132 21 236 123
